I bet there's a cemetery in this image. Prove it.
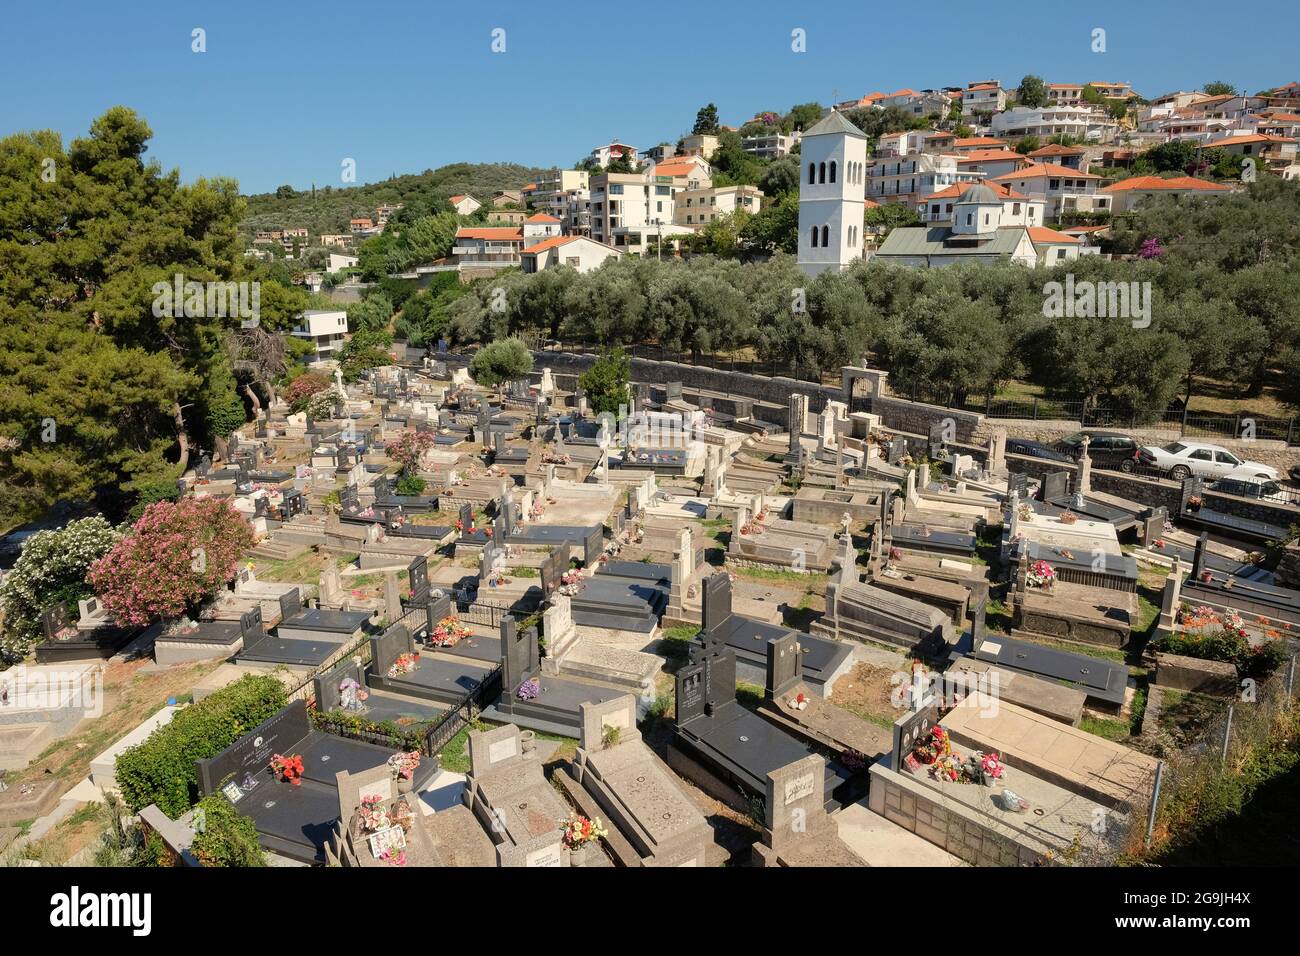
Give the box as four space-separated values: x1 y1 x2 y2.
3 346 1297 871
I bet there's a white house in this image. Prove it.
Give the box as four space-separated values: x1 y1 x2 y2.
962 82 1006 117
448 194 482 215
451 226 525 268
674 184 762 226
1098 175 1232 213
519 236 621 274
988 163 1109 218
588 170 691 249
918 181 1046 227
867 151 981 206
992 106 1119 143
742 131 800 159
292 310 349 362
327 252 358 274
797 110 869 277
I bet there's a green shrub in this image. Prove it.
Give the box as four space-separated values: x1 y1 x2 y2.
1155 628 1288 680
308 706 429 751
394 474 426 496
115 675 289 816
191 795 266 867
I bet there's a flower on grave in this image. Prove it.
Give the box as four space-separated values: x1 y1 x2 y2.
516 677 541 701
357 794 388 833
381 849 408 867
560 812 608 849
429 616 471 647
980 753 1005 780
387 652 418 677
888 547 903 561
1187 495 1203 509
387 799 414 834
1060 511 1078 525
840 749 869 772
271 753 305 786
387 751 421 780
1026 560 1056 588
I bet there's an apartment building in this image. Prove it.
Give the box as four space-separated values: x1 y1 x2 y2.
674 184 763 226
991 106 1119 143
1027 143 1088 170
742 130 801 159
589 141 639 167
956 148 1029 178
1048 84 1084 106
588 171 690 249
532 169 591 234
678 133 720 158
1089 81 1137 100
1197 134 1299 177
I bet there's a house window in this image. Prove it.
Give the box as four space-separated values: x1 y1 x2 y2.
1049 179 1060 190
1012 202 1021 214
966 213 973 226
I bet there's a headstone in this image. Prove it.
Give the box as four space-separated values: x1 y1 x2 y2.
701 572 732 635
1157 571 1181 634
41 602 72 639
666 381 683 402
1007 471 1028 501
890 699 939 772
1139 507 1167 547
765 632 803 700
1043 471 1070 502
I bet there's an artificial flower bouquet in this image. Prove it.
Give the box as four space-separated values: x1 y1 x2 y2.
271 753 304 786
560 813 608 850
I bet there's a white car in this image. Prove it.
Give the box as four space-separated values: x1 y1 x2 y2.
1138 441 1279 481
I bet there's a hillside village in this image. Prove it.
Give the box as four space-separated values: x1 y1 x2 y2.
2 64 1300 885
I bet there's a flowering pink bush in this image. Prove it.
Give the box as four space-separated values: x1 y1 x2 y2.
385 429 436 476
88 497 256 626
285 373 330 411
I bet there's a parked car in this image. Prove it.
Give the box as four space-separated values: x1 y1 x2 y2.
1138 440 1280 481
1005 438 1074 464
1207 476 1292 504
1053 430 1142 472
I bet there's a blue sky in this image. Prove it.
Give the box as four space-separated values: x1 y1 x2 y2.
1 1 1296 194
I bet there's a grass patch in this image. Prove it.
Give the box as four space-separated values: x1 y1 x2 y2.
509 566 539 578
730 566 828 590
736 682 765 709
1081 714 1132 742
436 719 488 773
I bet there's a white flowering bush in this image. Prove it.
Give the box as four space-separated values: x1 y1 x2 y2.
0 516 122 661
305 387 344 420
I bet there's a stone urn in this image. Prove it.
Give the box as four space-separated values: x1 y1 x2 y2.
568 844 588 866
520 730 536 755
396 775 413 795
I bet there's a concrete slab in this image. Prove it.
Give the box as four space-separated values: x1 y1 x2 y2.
834 799 966 866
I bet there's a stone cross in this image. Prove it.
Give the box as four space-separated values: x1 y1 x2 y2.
1077 434 1093 494
1157 571 1181 634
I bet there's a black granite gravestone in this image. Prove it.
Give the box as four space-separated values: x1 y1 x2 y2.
1043 471 1070 502
890 700 939 772
41 602 72 640
765 632 803 700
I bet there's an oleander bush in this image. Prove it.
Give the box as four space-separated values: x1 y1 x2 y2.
115 674 288 816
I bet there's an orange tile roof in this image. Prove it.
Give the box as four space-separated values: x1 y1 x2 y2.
449 195 468 203
455 227 523 240
654 159 702 177
957 149 1028 164
1028 143 1086 156
924 181 1029 202
864 199 881 208
990 162 1102 181
953 137 1008 148
522 182 538 190
1061 225 1111 234
967 83 999 92
1100 175 1230 193
1199 133 1296 148
1027 227 1081 244
521 236 580 255
525 213 560 223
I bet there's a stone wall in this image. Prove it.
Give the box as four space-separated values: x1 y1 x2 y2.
872 395 984 443
867 763 1049 867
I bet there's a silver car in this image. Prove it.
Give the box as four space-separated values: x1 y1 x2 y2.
1138 440 1280 481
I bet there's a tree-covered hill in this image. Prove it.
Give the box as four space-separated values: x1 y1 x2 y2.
240 162 548 235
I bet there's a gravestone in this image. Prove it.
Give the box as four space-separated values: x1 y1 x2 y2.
408 556 430 603
762 754 829 855
196 700 313 796
1043 471 1070 502
240 606 264 643
41 602 72 640
458 503 473 533
1191 531 1209 580
424 590 453 631
542 593 578 664
1007 472 1029 501
765 631 803 701
1139 507 1167 546
1156 571 1181 634
501 616 540 693
370 623 414 677
666 381 683 403
701 572 732 635
1180 476 1204 514
278 588 302 624
889 699 939 772
886 437 907 466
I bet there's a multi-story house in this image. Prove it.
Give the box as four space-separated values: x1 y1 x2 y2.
866 151 982 206
292 310 349 362
1047 84 1084 106
1197 134 1299 177
1026 143 1088 170
952 136 1009 153
991 106 1119 143
962 82 1006 117
589 141 639 168
349 217 375 234
988 163 1110 218
678 133 720 158
742 130 801 159
320 234 352 248
875 129 956 157
450 226 526 269
651 155 712 190
674 184 763 226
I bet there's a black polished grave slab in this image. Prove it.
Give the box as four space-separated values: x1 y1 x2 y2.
34 623 141 663
486 673 625 737
372 655 493 706
236 635 343 668
616 448 689 475
693 616 851 696
1045 495 1138 534
570 574 666 633
1179 508 1289 547
971 634 1126 707
372 475 440 513
1182 573 1300 626
281 606 373 634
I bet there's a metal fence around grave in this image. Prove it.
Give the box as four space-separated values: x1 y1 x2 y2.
420 664 504 757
